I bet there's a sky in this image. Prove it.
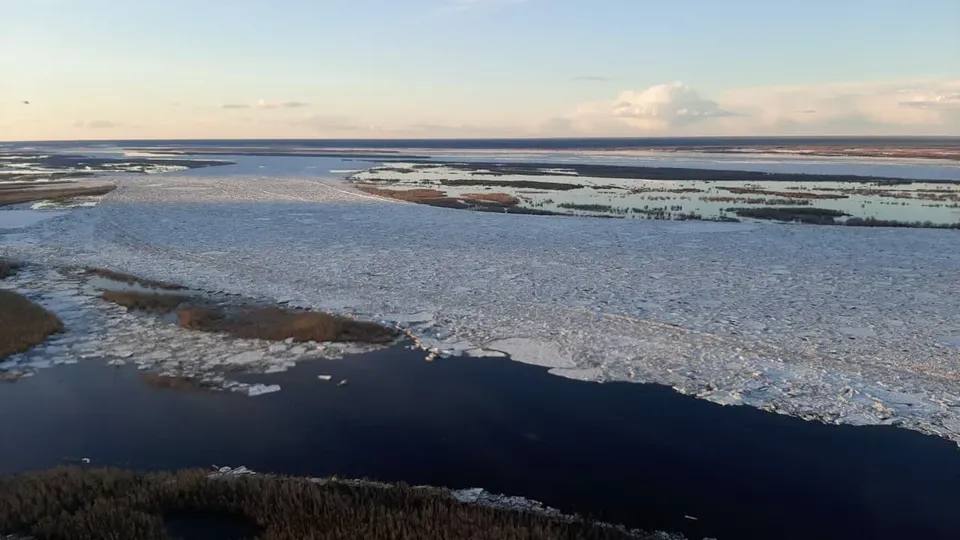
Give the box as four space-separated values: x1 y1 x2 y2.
1 0 958 140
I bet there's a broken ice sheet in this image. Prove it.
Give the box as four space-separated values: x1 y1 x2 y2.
4 163 960 446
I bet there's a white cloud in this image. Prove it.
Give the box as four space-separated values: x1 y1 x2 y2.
564 82 732 133
221 100 310 110
720 79 960 134
256 99 309 109
556 79 960 136
611 82 733 124
898 92 960 110
291 114 358 132
73 120 119 129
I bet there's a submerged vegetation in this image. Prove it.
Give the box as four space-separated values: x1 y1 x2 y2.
719 186 847 200
0 467 663 540
352 161 960 228
101 290 192 312
439 178 586 191
436 161 953 185
731 207 960 229
843 217 960 229
729 207 848 225
84 267 186 290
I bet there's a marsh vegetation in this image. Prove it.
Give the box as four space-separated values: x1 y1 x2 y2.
351 163 960 228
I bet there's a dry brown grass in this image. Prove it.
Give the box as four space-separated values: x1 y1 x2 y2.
101 290 191 312
177 306 398 344
462 192 520 206
0 183 115 207
89 268 397 344
0 290 63 358
357 186 468 209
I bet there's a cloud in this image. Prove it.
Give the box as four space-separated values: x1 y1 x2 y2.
611 83 734 123
73 120 119 129
555 79 960 135
257 100 310 109
566 82 734 133
898 92 960 110
719 79 960 134
403 122 522 137
291 114 358 132
221 100 310 110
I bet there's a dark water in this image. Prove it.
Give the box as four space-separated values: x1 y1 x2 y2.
1 347 959 540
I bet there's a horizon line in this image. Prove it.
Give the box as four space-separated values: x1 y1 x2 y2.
4 134 960 144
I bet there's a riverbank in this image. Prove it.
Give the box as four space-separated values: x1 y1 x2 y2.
0 181 116 207
1 467 669 540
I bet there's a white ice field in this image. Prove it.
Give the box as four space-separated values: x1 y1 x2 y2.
2 157 959 443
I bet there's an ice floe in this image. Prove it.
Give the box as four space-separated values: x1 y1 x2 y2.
3 163 960 445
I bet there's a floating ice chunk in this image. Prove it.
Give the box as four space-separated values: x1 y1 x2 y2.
263 365 288 374
225 351 264 365
26 359 53 369
244 384 281 397
838 326 877 338
317 374 332 381
453 487 485 503
214 465 255 476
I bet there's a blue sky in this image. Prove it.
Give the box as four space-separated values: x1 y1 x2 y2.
2 0 958 139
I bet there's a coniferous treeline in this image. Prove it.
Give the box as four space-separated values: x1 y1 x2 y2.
0 467 672 540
